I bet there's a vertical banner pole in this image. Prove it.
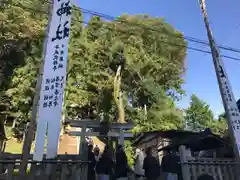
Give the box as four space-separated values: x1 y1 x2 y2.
199 0 240 163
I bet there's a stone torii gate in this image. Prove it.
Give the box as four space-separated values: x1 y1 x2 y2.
67 118 133 159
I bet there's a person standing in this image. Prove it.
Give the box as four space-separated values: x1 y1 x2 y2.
143 147 160 180
94 145 100 161
161 150 180 180
88 144 97 180
134 148 145 180
96 145 114 180
115 145 129 180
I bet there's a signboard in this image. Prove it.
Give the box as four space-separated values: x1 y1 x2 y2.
199 0 240 157
33 0 72 161
214 48 240 154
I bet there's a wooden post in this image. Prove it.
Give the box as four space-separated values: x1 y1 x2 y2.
22 123 30 144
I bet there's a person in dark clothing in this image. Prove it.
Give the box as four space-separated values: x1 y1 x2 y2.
115 145 129 180
96 145 114 180
161 150 182 180
143 147 160 180
88 144 97 180
197 174 215 180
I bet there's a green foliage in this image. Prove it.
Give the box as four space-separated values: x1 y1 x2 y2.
212 113 228 135
124 140 134 167
65 15 187 132
185 94 214 131
0 0 48 138
185 94 227 135
209 118 227 135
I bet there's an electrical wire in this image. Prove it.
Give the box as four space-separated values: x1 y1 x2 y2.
78 6 240 54
2 1 240 62
5 0 240 54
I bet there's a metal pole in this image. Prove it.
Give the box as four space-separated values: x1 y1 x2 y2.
199 0 240 162
19 0 54 177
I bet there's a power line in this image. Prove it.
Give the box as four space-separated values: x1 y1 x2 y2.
6 0 240 54
2 2 240 62
78 7 240 54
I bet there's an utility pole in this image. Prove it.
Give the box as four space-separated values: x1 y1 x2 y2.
19 1 53 177
199 0 240 161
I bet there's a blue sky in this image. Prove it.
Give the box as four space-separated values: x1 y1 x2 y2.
76 0 240 117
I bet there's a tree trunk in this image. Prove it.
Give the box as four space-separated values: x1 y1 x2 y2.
113 65 125 123
12 118 17 129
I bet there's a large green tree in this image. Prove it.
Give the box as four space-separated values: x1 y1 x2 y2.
65 15 187 132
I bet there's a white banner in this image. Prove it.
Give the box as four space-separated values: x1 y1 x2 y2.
33 0 72 161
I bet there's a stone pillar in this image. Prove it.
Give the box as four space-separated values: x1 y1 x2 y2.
119 129 124 148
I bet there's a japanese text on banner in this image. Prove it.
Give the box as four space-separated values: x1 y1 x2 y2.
214 46 240 155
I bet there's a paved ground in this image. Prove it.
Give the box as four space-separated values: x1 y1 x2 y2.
58 133 105 154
